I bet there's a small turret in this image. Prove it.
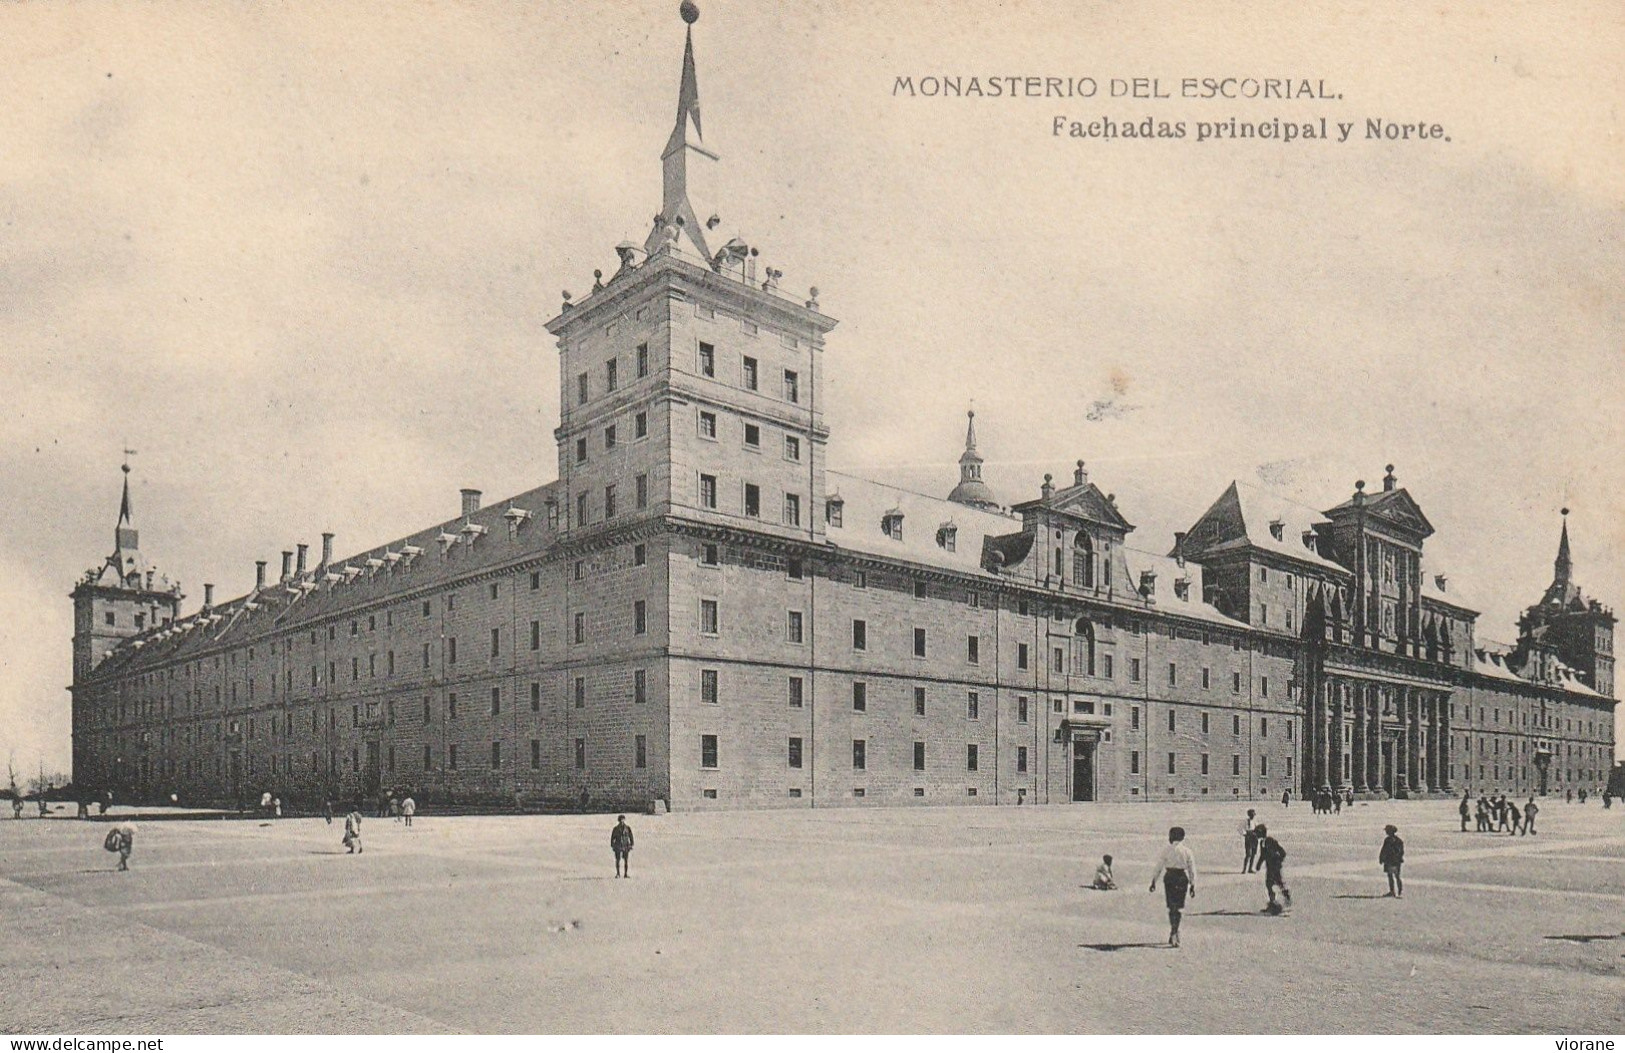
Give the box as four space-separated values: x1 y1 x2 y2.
946 408 1000 511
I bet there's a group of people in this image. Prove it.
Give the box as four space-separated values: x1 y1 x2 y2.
1091 810 1421 948
1461 792 1538 835
1310 786 1354 815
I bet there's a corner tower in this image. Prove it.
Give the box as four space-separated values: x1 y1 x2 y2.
70 460 182 679
1517 509 1616 696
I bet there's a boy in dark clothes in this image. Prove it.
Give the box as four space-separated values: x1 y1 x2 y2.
611 814 634 878
1256 824 1291 912
1379 824 1404 897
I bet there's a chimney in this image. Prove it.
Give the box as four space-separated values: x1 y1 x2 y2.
321 532 334 568
281 551 294 581
255 561 267 591
203 583 215 609
461 488 482 518
1173 531 1187 566
1383 464 1397 492
1073 460 1087 486
296 543 309 576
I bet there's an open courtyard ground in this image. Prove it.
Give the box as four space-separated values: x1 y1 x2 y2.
1 798 1622 1034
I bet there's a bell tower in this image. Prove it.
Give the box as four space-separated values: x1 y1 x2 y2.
70 459 182 679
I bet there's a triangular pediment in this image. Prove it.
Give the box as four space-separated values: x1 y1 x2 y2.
1325 487 1434 540
1016 481 1134 532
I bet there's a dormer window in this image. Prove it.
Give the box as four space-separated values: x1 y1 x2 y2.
937 523 957 552
1269 519 1284 541
882 509 904 541
1174 578 1191 601
825 496 844 528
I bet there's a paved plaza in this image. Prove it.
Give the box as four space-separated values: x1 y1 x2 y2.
1 799 1622 1034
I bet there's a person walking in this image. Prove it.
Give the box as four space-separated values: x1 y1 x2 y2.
401 795 416 828
1256 824 1291 912
1566 788 1574 804
611 814 635 878
1459 792 1471 832
10 795 21 820
342 808 363 854
1506 799 1522 836
1332 789 1342 816
112 821 136 871
1344 787 1354 811
1523 796 1538 835
1148 826 1197 948
1240 809 1259 873
1092 855 1117 890
1281 788 1292 809
1379 824 1404 898
323 798 334 825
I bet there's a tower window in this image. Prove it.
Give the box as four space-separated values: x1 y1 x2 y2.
698 342 715 377
742 356 758 390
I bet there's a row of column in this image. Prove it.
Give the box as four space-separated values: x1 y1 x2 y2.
1311 677 1452 795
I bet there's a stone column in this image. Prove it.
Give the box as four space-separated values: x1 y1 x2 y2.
1331 679 1346 791
1351 683 1367 793
1438 692 1452 792
1368 686 1381 791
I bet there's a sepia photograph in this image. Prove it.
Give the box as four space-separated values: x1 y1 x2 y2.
1 0 1622 1039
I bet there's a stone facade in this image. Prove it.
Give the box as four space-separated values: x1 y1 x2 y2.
68 14 1617 812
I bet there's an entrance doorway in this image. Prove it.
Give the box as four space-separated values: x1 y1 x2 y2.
1381 739 1396 796
364 742 381 797
1072 739 1096 802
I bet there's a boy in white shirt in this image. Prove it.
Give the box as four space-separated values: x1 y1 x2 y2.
1148 827 1197 947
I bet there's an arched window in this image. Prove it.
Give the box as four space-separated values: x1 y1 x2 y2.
1073 618 1096 677
1073 533 1095 588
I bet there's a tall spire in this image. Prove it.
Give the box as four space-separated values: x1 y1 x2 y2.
1554 507 1573 585
948 408 999 511
646 2 718 261
118 456 134 527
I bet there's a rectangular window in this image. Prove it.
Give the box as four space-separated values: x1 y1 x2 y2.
913 741 926 771
968 635 980 664
531 620 540 651
448 744 458 771
784 435 801 462
1168 709 1176 732
491 627 501 657
698 342 715 377
787 610 804 644
852 619 867 651
531 682 541 711
700 599 719 635
852 740 866 770
634 669 647 704
1260 755 1269 777
605 358 617 392
1167 752 1176 775
914 686 927 716
604 484 617 519
1129 658 1142 682
1233 754 1241 776
1053 647 1065 674
788 676 804 708
1261 717 1269 738
574 738 585 770
633 410 648 441
1261 676 1269 699
1017 746 1029 773
788 737 803 769
744 422 761 447
783 493 801 526
1131 750 1141 774
744 484 760 518
636 343 649 378
1167 662 1177 686
577 492 588 525
701 734 719 769
635 600 647 635
530 739 541 770
424 745 433 769
574 613 585 644
743 356 758 390
577 372 589 404
701 669 719 704
783 369 799 403
1233 671 1242 694
490 741 501 770
635 474 648 510
491 687 501 716
604 424 617 450
967 692 980 720
967 744 979 772
698 410 717 439
1018 696 1029 724
1131 705 1141 730
700 474 718 509
701 542 719 565
634 543 646 566
1103 654 1114 679
635 735 647 769
1202 712 1210 734
574 677 585 708
1017 643 1029 670
914 627 927 658
852 682 867 712
1201 667 1211 690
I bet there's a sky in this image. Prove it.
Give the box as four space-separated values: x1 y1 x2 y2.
2 1 1621 774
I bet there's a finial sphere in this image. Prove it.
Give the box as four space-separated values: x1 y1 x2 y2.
1562 507 1570 516
680 1 699 24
